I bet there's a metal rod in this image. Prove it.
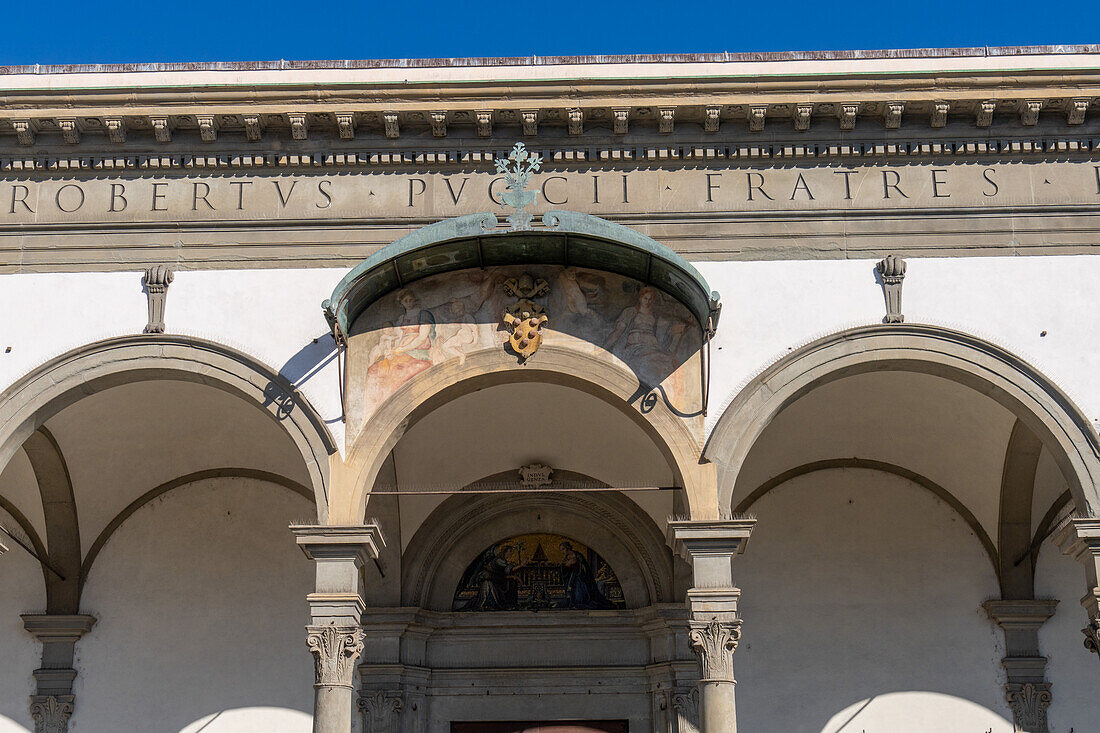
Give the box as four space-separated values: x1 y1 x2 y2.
367 485 679 496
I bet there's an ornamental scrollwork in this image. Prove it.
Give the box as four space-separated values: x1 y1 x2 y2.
1082 616 1100 657
689 616 741 682
1005 683 1052 732
306 624 365 687
30 695 74 733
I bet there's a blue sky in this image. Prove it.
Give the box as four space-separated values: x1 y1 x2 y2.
2 0 1095 65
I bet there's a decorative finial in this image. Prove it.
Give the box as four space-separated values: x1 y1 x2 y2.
494 142 542 231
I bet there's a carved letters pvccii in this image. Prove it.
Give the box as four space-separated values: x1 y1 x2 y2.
306 625 365 687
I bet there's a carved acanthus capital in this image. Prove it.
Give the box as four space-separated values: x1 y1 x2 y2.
976 100 995 128
1021 100 1043 127
104 118 125 144
884 102 904 130
335 112 355 140
430 112 447 138
150 116 171 143
658 108 675 134
196 115 216 142
1068 98 1089 126
672 688 700 733
931 102 950 128
689 617 741 682
704 106 721 133
1082 616 1100 657
358 690 404 733
288 113 309 140
748 106 766 132
793 104 812 131
613 108 629 135
476 111 493 138
30 695 74 733
58 119 79 145
13 119 35 146
242 115 263 142
567 108 583 136
1005 682 1051 732
521 110 538 136
383 112 399 139
306 625 365 688
838 103 859 130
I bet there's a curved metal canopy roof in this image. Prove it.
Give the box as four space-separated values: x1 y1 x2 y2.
323 210 721 339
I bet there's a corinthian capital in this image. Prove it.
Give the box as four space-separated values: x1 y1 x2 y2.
306 625 365 688
689 617 741 682
30 695 74 733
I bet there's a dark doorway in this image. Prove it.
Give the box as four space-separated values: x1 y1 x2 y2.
452 721 628 733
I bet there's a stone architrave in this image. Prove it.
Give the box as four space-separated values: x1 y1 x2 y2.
142 265 174 334
668 519 755 733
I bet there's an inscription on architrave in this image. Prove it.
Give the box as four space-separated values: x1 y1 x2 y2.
3 162 1100 226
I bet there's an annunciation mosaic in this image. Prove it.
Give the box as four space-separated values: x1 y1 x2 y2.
452 533 626 611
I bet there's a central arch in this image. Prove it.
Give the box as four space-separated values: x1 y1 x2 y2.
704 323 1100 517
331 344 715 523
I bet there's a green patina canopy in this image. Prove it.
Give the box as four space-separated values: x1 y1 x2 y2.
323 209 721 339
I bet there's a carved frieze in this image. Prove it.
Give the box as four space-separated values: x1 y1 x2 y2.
613 109 629 135
930 102 949 128
104 118 125 144
383 112 400 139
567 108 583 136
306 625 365 688
1068 98 1089 125
197 115 216 142
689 617 740 682
335 112 355 139
58 120 79 145
884 102 904 130
977 101 995 128
1021 100 1043 127
659 108 675 134
242 115 262 142
793 104 812 131
431 112 447 138
30 695 74 733
150 116 171 143
287 113 308 140
838 104 859 130
13 120 34 146
476 111 493 138
521 110 538 136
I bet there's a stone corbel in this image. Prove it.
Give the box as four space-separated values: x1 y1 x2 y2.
876 254 906 324
288 113 309 140
335 113 355 140
1067 99 1089 126
12 120 34 146
613 109 630 135
983 600 1058 732
567 108 584 136
57 119 79 145
383 112 400 139
1021 100 1043 127
704 107 721 133
931 102 950 128
838 103 859 131
884 102 904 130
430 112 447 138
103 118 125 144
521 110 538 136
659 108 675 134
793 104 812 132
976 101 995 128
476 111 493 138
142 265 174 334
150 116 171 143
242 115 263 142
747 106 766 133
1054 517 1100 658
196 115 216 142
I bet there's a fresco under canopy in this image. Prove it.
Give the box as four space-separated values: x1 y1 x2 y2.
345 264 703 436
452 533 626 612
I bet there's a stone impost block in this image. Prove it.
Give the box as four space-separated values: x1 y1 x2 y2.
667 519 755 590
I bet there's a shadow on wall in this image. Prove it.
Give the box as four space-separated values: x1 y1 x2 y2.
734 467 1014 733
0 717 30 733
180 707 312 733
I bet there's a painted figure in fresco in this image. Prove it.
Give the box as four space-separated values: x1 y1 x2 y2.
453 543 528 611
558 541 614 609
431 298 481 364
364 289 436 400
603 285 691 393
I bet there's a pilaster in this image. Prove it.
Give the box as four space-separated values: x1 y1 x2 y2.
21 614 96 733
983 599 1058 732
1054 517 1100 658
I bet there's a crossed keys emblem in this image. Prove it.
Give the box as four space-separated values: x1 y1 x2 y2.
501 274 550 360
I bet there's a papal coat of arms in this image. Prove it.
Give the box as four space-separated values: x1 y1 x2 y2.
501 273 550 360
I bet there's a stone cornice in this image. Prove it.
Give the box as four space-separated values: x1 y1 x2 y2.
2 50 1100 152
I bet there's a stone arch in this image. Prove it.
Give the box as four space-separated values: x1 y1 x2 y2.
705 323 1100 517
401 489 674 610
0 335 337 522
333 343 713 523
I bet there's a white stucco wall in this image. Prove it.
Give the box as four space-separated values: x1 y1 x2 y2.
3 254 1099 460
1035 538 1100 732
0 516 43 733
735 467 1011 733
73 476 314 733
